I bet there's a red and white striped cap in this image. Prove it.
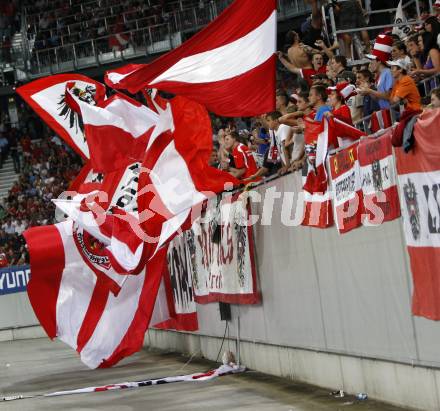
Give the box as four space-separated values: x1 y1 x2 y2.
365 34 393 63
327 81 357 101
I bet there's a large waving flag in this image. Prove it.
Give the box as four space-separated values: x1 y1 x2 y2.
105 0 277 116
18 68 240 368
23 220 167 369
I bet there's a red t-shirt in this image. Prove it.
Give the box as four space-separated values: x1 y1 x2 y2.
21 137 31 153
333 104 353 126
232 143 258 179
300 65 327 86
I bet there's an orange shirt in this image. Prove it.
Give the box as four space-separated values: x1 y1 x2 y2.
391 75 422 111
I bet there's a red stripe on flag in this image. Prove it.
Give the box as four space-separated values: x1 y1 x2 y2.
23 225 65 338
408 247 440 320
84 124 150 173
98 246 168 368
395 110 440 174
302 199 334 228
76 279 110 353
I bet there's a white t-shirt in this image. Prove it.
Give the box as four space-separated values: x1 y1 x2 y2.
273 124 292 164
14 222 27 235
291 133 305 162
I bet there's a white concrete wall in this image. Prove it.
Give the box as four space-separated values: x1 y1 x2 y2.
145 329 440 411
3 172 440 409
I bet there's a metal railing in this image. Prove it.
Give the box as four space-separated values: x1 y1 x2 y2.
26 1 223 51
30 14 160 48
326 0 428 59
5 0 309 80
28 24 179 76
25 0 204 25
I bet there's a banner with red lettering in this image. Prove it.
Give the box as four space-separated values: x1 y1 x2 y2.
329 143 364 234
358 131 401 224
396 110 440 320
166 194 260 304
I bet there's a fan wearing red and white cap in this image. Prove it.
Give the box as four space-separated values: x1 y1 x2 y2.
359 34 394 110
326 82 356 126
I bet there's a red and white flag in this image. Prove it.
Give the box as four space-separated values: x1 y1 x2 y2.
301 188 334 228
67 88 158 173
105 0 276 117
303 117 330 195
370 109 393 133
395 110 440 320
303 117 364 195
16 74 106 159
329 143 364 234
358 130 401 224
23 220 167 369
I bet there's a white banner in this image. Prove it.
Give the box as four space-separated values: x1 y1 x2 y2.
393 0 411 40
167 194 260 304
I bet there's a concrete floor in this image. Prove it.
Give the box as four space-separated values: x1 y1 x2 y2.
0 338 411 411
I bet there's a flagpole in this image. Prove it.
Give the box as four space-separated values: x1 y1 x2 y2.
237 307 241 367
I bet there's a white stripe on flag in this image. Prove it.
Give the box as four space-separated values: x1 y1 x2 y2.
73 93 157 138
108 236 143 272
56 220 97 350
149 11 277 85
103 97 158 138
398 170 440 248
150 141 206 215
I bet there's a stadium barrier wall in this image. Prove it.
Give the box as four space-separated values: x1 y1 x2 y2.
2 173 440 409
144 172 440 411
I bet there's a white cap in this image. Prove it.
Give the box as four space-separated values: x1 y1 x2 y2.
386 59 410 71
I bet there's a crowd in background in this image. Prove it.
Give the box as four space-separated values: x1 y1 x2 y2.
208 0 440 184
25 0 201 53
0 0 21 64
0 104 82 268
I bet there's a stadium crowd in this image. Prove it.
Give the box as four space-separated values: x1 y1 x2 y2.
210 0 440 183
0 0 20 64
0 105 82 267
1 0 440 266
25 0 205 54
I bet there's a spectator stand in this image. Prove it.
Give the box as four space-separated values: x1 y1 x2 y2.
1 0 311 81
0 125 83 266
